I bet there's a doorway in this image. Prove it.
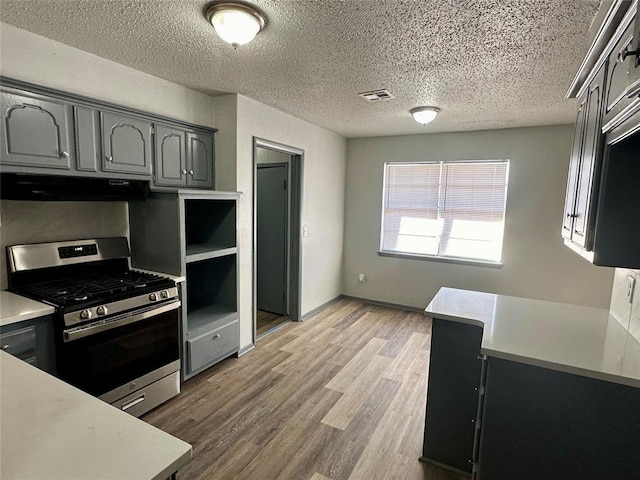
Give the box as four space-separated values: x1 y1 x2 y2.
253 138 303 342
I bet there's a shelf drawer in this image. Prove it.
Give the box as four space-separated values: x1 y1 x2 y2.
0 325 36 360
187 320 239 373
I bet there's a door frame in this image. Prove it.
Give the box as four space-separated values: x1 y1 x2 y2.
252 137 304 344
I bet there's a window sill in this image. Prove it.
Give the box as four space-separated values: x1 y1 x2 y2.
377 250 503 269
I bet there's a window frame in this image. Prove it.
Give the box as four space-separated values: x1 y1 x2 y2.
378 159 510 268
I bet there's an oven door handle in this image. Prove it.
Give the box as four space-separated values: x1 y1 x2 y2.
63 301 181 342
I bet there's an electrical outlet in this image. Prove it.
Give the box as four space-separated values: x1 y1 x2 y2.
303 225 309 237
358 273 366 283
627 275 636 303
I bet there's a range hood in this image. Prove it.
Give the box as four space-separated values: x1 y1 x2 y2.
0 173 150 201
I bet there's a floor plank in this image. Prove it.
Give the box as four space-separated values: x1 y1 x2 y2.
257 309 289 337
144 299 467 480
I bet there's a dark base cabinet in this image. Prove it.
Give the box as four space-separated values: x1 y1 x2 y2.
0 315 56 374
422 318 483 476
478 358 640 480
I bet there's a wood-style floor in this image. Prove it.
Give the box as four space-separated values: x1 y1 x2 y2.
257 310 289 337
144 299 466 480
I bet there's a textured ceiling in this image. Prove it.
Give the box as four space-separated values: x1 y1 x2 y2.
0 0 600 137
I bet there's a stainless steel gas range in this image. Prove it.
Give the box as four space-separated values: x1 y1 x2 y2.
7 237 181 417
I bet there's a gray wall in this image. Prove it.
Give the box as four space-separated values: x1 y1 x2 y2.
343 125 614 309
0 201 129 289
215 94 347 350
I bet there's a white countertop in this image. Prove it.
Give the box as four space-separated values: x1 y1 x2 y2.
0 351 191 480
425 287 640 388
0 291 55 327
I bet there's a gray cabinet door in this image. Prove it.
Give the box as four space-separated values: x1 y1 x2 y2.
562 94 587 240
1 91 73 169
186 131 214 188
155 124 186 187
571 63 606 249
101 111 152 176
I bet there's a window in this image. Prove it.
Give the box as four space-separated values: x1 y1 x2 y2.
380 160 509 264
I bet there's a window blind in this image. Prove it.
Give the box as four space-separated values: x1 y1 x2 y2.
381 160 509 262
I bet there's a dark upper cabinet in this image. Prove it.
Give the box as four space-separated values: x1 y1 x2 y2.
186 131 214 189
0 91 73 169
563 64 606 250
563 0 640 267
101 111 152 176
562 96 588 240
155 124 186 187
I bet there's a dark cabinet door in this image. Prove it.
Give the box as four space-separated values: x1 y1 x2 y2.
571 64 606 249
561 94 588 240
155 124 186 187
603 12 636 127
0 91 73 169
186 131 214 189
101 111 152 176
422 318 483 475
628 10 640 95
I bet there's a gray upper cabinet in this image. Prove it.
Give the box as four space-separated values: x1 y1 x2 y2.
1 80 215 187
1 91 73 169
101 111 152 176
155 124 186 187
186 131 214 189
562 63 606 249
153 127 214 189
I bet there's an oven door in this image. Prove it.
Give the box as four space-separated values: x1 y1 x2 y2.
58 300 180 398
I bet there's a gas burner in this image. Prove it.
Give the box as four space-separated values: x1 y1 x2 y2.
74 295 89 301
134 283 147 288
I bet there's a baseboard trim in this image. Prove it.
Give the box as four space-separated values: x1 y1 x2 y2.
419 457 472 478
301 294 344 320
236 343 255 357
342 295 424 313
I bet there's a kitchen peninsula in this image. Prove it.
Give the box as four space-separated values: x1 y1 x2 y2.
422 287 640 480
0 351 191 480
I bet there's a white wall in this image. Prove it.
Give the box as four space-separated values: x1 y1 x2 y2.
343 125 614 309
0 23 215 127
216 95 347 350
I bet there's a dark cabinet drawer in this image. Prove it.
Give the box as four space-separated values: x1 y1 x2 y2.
187 320 239 373
0 325 37 360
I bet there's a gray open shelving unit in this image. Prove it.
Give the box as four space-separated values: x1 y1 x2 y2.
129 190 240 380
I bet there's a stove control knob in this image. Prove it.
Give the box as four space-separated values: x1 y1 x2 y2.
80 309 92 320
149 293 158 302
161 290 169 299
96 305 108 316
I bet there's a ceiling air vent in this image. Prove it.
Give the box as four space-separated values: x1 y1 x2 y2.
358 89 395 102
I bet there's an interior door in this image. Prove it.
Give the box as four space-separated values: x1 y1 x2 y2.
257 164 288 316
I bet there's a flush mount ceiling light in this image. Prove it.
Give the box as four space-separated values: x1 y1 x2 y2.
205 2 266 47
410 106 440 125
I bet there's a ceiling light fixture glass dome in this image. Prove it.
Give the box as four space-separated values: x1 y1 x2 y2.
205 2 266 47
410 106 441 125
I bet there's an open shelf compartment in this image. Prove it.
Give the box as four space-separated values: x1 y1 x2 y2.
184 199 236 255
185 254 237 336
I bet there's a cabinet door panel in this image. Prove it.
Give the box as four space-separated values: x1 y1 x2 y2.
572 65 606 248
101 112 152 175
604 16 636 127
155 124 186 187
628 10 640 93
562 95 587 240
1 92 72 169
186 131 213 188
